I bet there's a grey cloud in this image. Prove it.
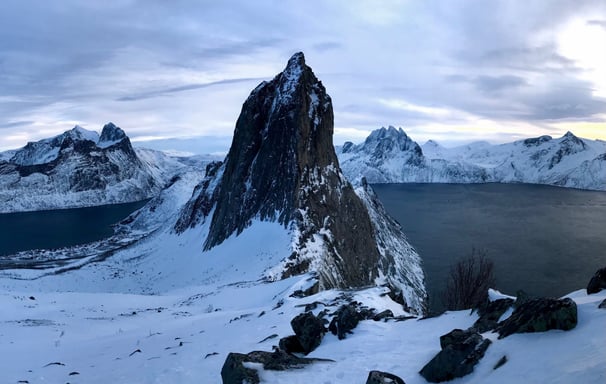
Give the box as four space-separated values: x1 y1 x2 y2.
474 75 527 93
519 83 606 121
456 44 578 73
117 78 266 102
0 121 34 129
587 20 606 28
445 75 528 93
312 42 343 52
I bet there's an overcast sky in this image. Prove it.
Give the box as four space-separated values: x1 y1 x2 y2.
1 1 605 154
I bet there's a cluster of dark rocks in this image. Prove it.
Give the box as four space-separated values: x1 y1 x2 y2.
221 298 410 383
418 265 606 382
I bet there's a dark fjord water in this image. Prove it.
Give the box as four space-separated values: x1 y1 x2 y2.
0 200 148 256
372 183 606 311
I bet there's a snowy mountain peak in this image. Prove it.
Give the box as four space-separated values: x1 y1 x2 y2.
98 122 128 148
10 126 98 166
68 125 100 143
285 51 306 73
366 126 404 142
559 130 586 148
363 126 421 154
175 54 426 311
563 131 577 139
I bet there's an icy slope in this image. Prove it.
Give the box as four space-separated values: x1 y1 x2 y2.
339 127 606 190
0 123 194 213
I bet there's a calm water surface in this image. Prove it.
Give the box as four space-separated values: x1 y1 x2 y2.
372 183 606 311
0 200 148 256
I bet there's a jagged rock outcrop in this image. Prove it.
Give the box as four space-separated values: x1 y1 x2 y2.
338 128 606 190
473 298 514 333
290 311 326 355
419 328 491 382
366 370 406 384
0 123 186 213
174 52 426 312
328 303 361 340
221 350 331 384
586 267 606 294
496 297 577 339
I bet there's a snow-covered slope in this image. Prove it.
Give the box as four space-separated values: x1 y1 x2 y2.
1 260 604 383
338 127 606 190
0 123 194 213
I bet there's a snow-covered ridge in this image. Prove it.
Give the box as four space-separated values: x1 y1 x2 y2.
338 127 606 190
0 123 202 213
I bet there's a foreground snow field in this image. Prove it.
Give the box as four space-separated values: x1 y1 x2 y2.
1 277 604 383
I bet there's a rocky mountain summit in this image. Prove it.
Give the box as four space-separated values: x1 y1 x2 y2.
176 52 426 312
338 127 606 190
0 123 185 213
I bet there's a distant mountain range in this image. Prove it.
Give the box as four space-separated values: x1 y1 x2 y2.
338 126 606 190
0 123 194 213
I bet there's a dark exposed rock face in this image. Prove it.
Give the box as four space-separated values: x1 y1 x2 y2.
328 303 361 340
206 52 381 289
524 135 552 147
419 328 491 383
278 335 305 354
366 370 406 384
372 309 394 322
98 122 128 145
497 297 577 339
586 267 606 294
221 350 329 384
290 311 326 354
474 298 514 332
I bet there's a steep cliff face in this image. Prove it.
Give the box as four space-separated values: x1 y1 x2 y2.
175 53 426 310
0 123 186 213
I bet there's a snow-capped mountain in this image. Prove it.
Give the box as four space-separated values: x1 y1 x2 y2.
175 52 426 312
0 123 189 213
338 127 606 190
